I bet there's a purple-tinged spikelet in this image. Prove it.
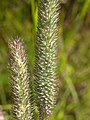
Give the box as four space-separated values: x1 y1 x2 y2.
8 37 32 120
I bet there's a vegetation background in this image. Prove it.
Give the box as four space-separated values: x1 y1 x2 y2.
0 0 90 119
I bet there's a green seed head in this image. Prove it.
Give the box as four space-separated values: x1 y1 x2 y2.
35 0 60 119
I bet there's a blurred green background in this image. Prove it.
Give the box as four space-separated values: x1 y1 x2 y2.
0 0 90 119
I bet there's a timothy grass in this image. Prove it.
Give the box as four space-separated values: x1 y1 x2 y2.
0 0 90 119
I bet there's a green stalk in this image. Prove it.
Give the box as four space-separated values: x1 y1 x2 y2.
34 0 60 119
8 37 32 120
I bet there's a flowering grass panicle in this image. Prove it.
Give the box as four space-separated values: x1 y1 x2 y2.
8 37 32 120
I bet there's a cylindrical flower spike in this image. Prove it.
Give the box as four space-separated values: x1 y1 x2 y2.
34 0 60 119
8 37 32 120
